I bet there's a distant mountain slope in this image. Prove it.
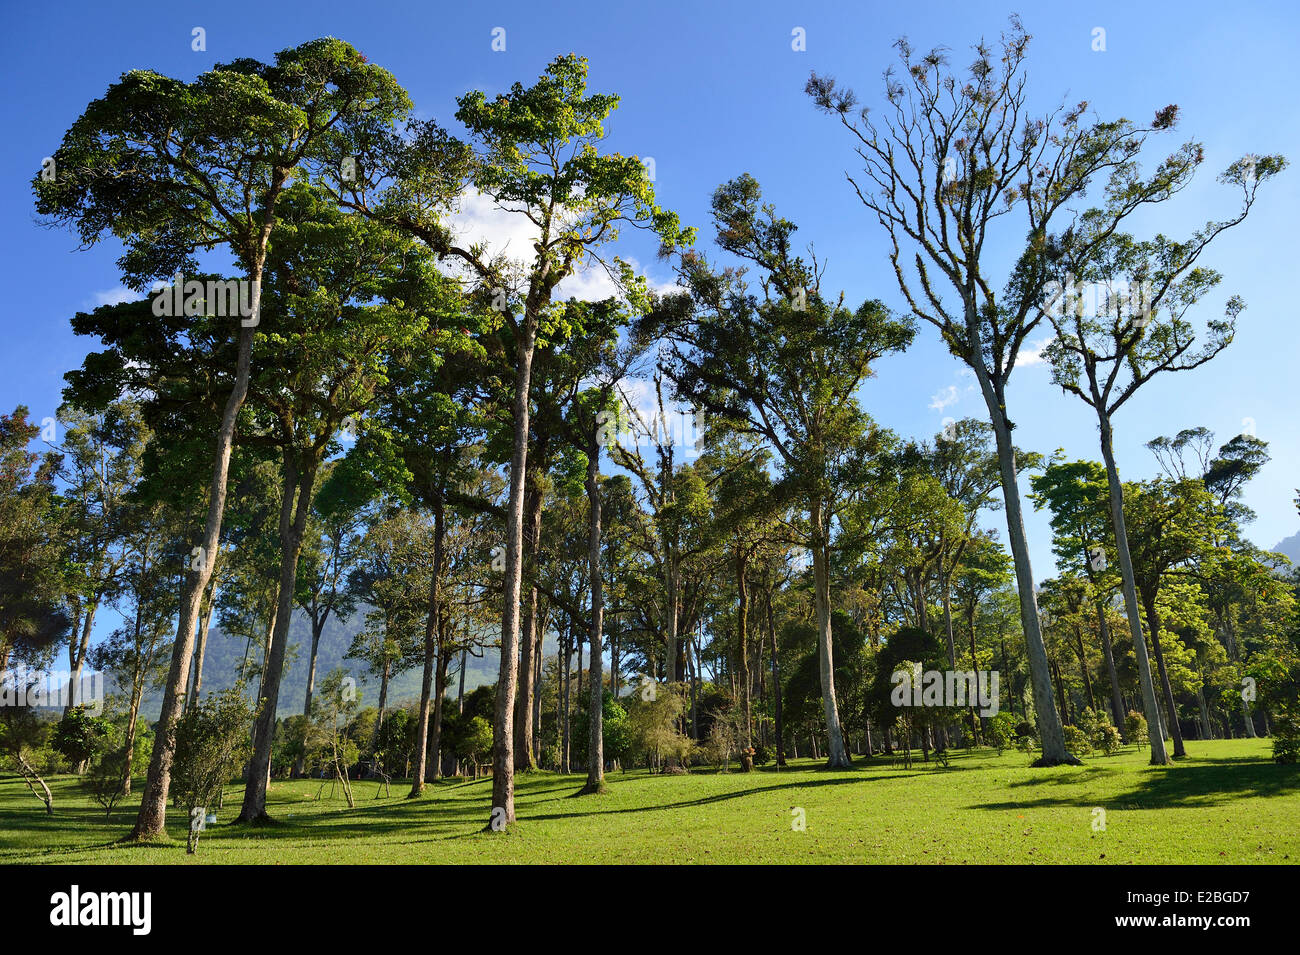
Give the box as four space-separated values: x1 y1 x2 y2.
1271 531 1300 566
138 607 502 719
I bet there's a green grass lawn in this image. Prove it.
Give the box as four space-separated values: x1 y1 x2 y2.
2 738 1296 864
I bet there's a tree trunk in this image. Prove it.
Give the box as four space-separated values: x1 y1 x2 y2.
18 753 53 814
1074 625 1096 712
410 500 445 796
1141 589 1187 758
237 452 318 823
1096 600 1127 739
581 429 605 794
810 498 850 768
736 547 753 748
65 598 98 716
490 321 536 829
294 619 325 778
514 466 545 771
187 581 216 710
980 385 1076 766
766 586 785 765
429 637 448 782
1097 414 1171 765
131 257 266 842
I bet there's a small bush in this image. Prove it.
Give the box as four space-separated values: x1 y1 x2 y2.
1271 713 1299 765
1124 710 1149 746
1079 707 1121 755
1097 724 1123 756
986 712 1017 754
1061 724 1092 756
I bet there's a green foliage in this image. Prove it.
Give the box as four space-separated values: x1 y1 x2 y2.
572 690 632 768
1061 724 1093 756
172 686 257 851
1078 707 1122 755
51 706 113 767
986 712 1018 754
1125 710 1150 746
84 747 129 816
626 682 695 772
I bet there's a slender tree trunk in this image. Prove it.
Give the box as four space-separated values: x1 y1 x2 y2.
531 624 543 762
515 467 544 771
121 684 142 797
490 322 536 828
131 253 268 842
294 619 325 778
65 598 98 716
942 573 957 669
810 498 850 767
1096 600 1127 739
1074 625 1096 712
581 430 605 794
766 586 785 766
561 630 572 774
373 656 391 758
979 383 1076 766
237 453 318 822
187 581 216 710
736 547 752 748
1141 589 1187 758
410 500 445 796
1097 414 1171 765
17 753 53 814
458 646 467 714
429 636 448 782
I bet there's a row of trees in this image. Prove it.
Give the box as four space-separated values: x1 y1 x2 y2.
4 19 1296 840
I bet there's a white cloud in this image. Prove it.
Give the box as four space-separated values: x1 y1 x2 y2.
92 286 138 307
1013 337 1052 369
447 189 673 302
929 384 960 412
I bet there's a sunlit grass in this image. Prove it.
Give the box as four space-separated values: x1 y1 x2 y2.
2 738 1295 864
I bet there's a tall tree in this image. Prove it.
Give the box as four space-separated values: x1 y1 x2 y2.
335 55 690 826
651 175 914 767
36 39 412 839
806 18 1216 762
1041 134 1283 763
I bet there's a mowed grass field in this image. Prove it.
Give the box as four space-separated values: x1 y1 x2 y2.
2 738 1296 864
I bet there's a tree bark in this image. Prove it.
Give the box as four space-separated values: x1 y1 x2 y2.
187 580 216 710
581 429 605 794
237 452 318 823
1097 414 1171 765
979 386 1077 766
410 500 445 796
490 320 537 828
514 464 545 771
765 586 785 765
1096 600 1127 738
131 232 273 841
810 497 851 767
1141 589 1187 758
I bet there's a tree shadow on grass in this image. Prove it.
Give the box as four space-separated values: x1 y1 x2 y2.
970 758 1299 811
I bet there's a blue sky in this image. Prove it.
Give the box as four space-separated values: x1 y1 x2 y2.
3 0 1298 647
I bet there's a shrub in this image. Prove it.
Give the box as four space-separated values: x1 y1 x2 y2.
986 712 1018 754
1078 707 1121 754
84 747 129 816
1061 724 1092 756
1124 710 1149 746
50 706 112 769
1271 713 1299 765
1013 720 1036 741
1097 724 1123 756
